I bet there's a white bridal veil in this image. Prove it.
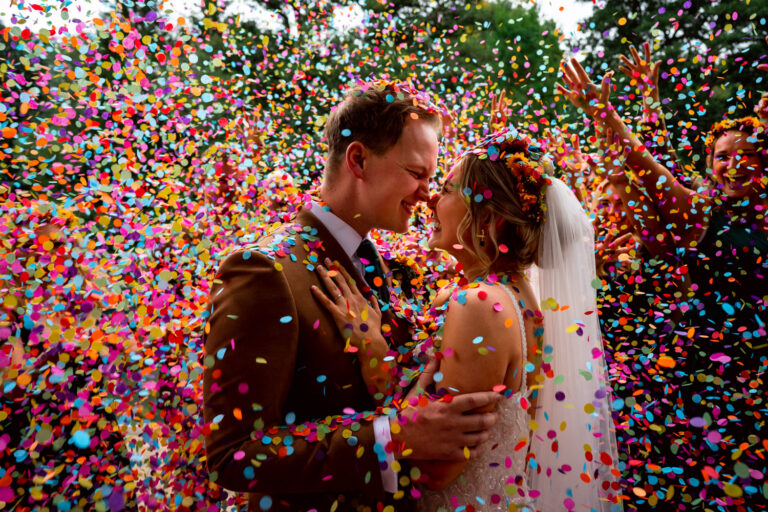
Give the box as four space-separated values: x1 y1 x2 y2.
526 178 623 511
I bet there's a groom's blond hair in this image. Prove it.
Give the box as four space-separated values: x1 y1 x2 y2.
323 82 441 183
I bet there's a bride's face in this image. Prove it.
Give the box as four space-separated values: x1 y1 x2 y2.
427 162 469 257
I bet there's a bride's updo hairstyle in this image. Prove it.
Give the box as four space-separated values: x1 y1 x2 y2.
455 128 552 276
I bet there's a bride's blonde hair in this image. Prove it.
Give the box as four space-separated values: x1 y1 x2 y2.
455 136 551 277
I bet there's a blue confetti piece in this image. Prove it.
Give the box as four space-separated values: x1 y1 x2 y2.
70 430 90 449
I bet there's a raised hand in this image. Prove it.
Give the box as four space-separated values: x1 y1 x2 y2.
558 57 614 120
619 42 661 102
563 132 590 177
595 229 636 275
235 110 265 151
489 89 512 131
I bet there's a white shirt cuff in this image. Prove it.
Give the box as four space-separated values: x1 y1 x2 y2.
373 415 397 493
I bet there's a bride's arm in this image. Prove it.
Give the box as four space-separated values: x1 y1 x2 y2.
416 283 521 490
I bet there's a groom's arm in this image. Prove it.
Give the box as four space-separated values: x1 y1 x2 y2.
203 249 386 497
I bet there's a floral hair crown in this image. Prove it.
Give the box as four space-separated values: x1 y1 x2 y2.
705 116 766 151
460 127 551 223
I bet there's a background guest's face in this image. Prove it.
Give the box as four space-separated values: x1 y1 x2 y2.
594 183 631 236
711 130 765 199
359 118 438 233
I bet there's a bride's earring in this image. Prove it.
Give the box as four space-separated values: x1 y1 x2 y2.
478 229 486 247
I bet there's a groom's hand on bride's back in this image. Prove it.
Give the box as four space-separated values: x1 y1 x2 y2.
390 392 501 460
389 361 501 461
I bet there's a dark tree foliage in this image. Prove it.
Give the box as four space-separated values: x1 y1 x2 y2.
574 0 766 172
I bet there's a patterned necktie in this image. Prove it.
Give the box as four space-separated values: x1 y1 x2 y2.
356 238 389 303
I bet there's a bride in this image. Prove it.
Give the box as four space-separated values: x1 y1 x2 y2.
314 127 623 511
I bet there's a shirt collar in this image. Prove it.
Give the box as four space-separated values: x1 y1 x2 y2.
309 202 365 261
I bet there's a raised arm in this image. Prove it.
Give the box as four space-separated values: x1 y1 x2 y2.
607 172 673 257
559 57 711 245
619 42 662 125
618 42 683 172
598 125 674 257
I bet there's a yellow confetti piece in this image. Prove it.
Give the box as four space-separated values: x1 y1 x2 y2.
540 297 558 310
463 446 470 459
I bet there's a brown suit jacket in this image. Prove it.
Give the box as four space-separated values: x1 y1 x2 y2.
203 209 414 511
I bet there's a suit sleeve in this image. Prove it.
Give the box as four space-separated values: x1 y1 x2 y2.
203 250 385 497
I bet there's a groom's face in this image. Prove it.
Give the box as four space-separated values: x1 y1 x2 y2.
360 118 439 233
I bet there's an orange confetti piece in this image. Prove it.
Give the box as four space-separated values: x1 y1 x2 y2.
657 356 676 368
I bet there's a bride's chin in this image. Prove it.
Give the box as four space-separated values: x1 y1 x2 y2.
427 234 440 251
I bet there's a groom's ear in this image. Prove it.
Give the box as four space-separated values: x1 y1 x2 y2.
345 141 366 179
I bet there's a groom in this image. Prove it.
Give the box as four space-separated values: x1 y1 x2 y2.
203 81 500 511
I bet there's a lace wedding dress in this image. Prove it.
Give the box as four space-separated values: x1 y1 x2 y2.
417 288 534 511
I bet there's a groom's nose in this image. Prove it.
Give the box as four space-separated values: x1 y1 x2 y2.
427 193 438 209
415 179 431 203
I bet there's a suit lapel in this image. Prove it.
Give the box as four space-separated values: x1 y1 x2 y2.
294 208 412 347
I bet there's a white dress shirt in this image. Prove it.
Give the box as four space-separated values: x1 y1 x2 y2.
308 202 398 493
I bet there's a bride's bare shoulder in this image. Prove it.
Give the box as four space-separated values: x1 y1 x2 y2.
443 282 523 343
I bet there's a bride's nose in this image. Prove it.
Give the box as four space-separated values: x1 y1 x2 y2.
427 193 438 209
